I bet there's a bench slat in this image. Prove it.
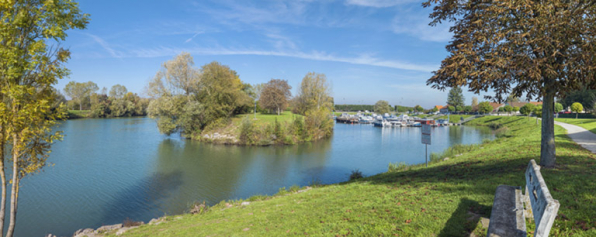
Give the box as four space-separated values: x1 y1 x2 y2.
487 185 527 237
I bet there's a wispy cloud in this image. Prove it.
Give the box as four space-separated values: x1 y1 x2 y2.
345 0 418 8
86 34 123 58
185 31 205 43
128 46 437 72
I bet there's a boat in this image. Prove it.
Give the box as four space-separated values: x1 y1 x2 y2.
373 118 391 127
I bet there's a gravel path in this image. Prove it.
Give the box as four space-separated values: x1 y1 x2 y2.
555 121 596 153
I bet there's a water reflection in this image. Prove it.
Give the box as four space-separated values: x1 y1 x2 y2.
8 118 492 236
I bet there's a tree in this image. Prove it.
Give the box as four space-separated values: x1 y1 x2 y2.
197 61 250 120
503 105 513 115
560 88 596 112
432 107 439 113
520 103 536 120
571 102 583 119
555 103 564 113
446 86 465 108
471 96 478 110
293 72 333 115
375 100 392 114
63 81 98 110
414 104 424 113
260 79 292 115
478 102 492 114
464 105 472 113
109 84 128 99
0 1 88 236
506 94 520 104
250 83 265 118
455 105 463 113
424 0 596 168
534 105 543 124
513 106 520 114
448 105 455 113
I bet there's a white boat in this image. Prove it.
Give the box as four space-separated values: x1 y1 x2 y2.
373 119 391 127
390 121 403 127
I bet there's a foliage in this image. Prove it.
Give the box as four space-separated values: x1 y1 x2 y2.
260 79 292 115
464 106 472 113
305 108 334 140
571 102 584 119
293 72 333 115
555 103 564 113
534 105 543 118
520 103 536 116
63 81 99 110
471 96 478 109
334 104 376 112
560 89 596 111
477 102 492 114
455 105 463 112
239 116 256 145
349 169 363 181
388 162 409 172
109 84 128 99
374 100 391 114
503 105 513 114
446 86 465 108
513 106 520 113
448 106 455 112
0 1 89 236
414 105 424 112
432 107 439 112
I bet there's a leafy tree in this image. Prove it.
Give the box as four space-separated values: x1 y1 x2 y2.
571 102 584 119
260 79 292 115
503 105 513 115
560 88 595 111
446 86 465 108
375 100 391 114
555 103 564 113
534 105 543 118
506 94 520 104
448 105 455 113
520 103 536 119
109 84 128 99
424 0 596 167
414 104 424 113
478 102 492 114
63 81 98 110
464 105 472 113
293 72 333 115
0 1 88 236
432 107 439 113
250 83 265 118
455 105 463 113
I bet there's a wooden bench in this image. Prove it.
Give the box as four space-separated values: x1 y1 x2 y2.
487 160 560 237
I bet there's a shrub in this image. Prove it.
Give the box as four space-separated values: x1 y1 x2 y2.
239 116 255 145
189 201 208 215
388 162 409 172
495 126 511 138
349 169 364 181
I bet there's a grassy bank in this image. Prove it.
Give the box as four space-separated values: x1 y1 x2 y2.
437 114 474 123
67 110 90 119
112 116 596 236
555 118 596 135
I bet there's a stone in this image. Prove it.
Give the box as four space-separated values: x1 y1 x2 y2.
241 201 250 206
96 223 123 233
74 228 95 237
481 217 490 228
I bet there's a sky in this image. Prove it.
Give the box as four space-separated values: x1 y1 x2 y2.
59 0 493 108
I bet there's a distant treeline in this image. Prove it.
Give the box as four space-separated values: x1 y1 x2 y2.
334 104 413 112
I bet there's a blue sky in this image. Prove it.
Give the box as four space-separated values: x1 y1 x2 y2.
60 0 492 108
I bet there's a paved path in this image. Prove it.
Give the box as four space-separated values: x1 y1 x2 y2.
554 121 596 153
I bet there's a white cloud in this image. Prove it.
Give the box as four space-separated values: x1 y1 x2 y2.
86 34 122 58
128 46 437 72
185 31 205 43
345 0 418 8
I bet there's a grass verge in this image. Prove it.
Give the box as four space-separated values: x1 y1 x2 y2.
113 116 596 236
67 110 90 119
555 118 596 135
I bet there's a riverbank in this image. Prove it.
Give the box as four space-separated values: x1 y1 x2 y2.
96 116 596 236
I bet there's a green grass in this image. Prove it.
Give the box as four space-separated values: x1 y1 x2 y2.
113 116 596 236
437 114 474 123
67 110 90 119
333 112 357 116
232 111 301 127
555 118 596 135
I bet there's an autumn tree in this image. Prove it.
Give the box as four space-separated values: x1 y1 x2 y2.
424 0 596 167
0 1 88 236
375 100 391 114
471 96 478 110
63 81 98 110
260 79 292 115
446 86 464 108
293 72 333 115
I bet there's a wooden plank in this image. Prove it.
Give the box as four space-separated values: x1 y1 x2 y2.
525 160 560 237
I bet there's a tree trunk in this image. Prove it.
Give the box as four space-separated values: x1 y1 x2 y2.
540 87 556 168
576 112 578 119
0 129 5 237
254 102 257 119
6 135 19 237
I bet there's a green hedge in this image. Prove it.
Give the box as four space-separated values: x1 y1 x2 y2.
557 113 595 119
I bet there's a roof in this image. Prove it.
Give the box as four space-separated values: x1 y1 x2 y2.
489 102 504 110
435 105 444 110
508 101 543 108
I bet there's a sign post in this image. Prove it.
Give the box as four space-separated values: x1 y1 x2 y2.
421 124 431 167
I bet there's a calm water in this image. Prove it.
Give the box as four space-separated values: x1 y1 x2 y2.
10 117 493 236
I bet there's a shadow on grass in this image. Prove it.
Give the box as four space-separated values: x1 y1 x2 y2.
439 198 490 237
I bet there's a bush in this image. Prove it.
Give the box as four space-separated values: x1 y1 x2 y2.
239 116 255 145
388 162 409 172
495 126 511 138
349 169 364 181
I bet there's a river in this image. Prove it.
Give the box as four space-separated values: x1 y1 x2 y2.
7 117 493 236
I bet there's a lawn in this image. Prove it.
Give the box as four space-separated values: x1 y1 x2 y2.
555 118 596 135
437 114 474 123
232 111 302 127
113 116 596 236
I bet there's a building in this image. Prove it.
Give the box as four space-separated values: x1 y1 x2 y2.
439 105 451 114
489 102 505 113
